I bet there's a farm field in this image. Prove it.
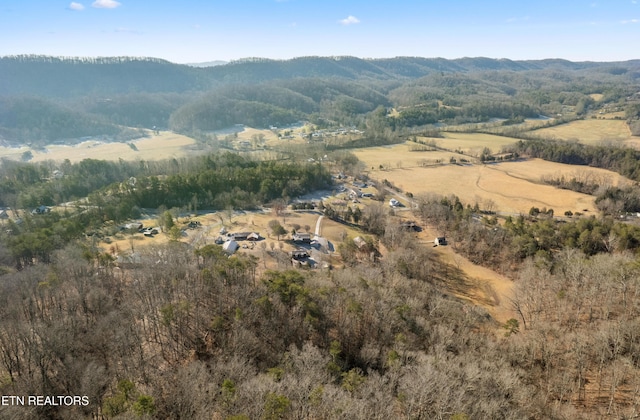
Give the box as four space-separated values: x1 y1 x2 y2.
0 126 307 163
531 118 634 145
362 157 629 214
353 142 467 170
433 132 522 154
0 131 198 163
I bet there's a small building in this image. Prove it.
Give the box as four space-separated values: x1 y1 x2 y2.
228 232 251 241
353 236 367 250
0 209 8 219
222 240 239 254
31 205 50 214
247 232 261 241
434 237 447 246
292 232 312 243
389 198 400 208
291 248 310 260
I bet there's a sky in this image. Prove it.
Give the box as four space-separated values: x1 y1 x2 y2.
1 0 639 64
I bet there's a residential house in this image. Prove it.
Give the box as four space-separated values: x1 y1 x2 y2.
291 248 309 260
292 232 312 243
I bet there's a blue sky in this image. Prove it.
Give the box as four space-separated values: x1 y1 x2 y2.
1 0 639 63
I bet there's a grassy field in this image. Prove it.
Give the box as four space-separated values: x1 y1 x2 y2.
0 127 309 163
0 131 198 163
358 153 629 214
530 119 634 145
353 135 522 171
435 132 521 154
353 142 467 170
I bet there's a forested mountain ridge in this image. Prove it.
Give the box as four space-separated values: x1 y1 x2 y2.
2 55 640 98
1 55 640 145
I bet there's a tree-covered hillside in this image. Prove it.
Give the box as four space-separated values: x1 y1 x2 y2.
1 55 639 144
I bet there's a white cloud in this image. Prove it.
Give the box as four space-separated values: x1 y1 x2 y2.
339 15 360 25
92 0 121 9
69 2 85 11
621 18 639 23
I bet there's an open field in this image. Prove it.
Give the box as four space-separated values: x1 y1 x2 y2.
530 119 634 145
362 158 631 214
434 132 521 154
0 126 311 163
353 142 467 170
0 131 197 163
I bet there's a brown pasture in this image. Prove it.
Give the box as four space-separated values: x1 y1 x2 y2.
0 131 198 163
353 142 467 170
360 156 630 214
436 132 521 154
531 119 634 145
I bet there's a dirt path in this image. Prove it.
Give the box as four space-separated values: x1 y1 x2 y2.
315 215 324 236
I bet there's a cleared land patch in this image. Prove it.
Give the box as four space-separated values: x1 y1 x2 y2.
353 142 466 170
360 158 629 214
414 221 515 323
531 119 633 145
0 131 197 163
434 132 521 154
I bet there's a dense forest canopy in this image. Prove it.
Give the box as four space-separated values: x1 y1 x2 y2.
1 55 639 144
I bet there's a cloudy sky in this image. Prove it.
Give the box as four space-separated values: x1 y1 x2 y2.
1 0 639 63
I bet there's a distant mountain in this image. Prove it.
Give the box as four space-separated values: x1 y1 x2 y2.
1 55 639 145
0 55 210 98
2 55 639 99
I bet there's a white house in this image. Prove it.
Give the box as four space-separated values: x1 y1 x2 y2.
389 198 400 208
